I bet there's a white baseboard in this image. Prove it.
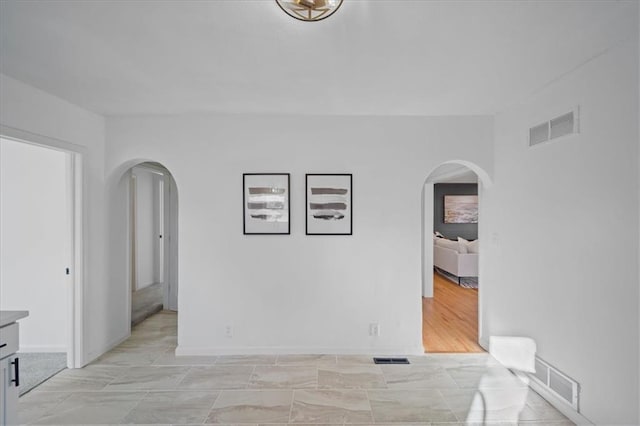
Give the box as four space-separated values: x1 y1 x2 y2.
479 337 490 351
528 379 594 425
176 345 426 357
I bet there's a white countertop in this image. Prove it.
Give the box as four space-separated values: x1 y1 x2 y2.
0 311 29 328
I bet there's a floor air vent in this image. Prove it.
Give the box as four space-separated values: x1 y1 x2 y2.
529 356 579 411
373 357 410 364
529 107 579 147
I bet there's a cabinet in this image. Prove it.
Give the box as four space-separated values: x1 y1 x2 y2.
0 311 28 426
0 355 19 425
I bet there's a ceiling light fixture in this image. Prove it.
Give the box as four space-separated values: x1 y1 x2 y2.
275 0 344 22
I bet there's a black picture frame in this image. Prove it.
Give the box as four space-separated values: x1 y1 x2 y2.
243 173 290 235
305 173 353 235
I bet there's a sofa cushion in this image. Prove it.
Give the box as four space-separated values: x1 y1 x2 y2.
435 237 459 252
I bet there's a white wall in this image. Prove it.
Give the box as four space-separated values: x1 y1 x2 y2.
106 114 494 355
0 74 109 364
486 37 639 424
0 138 69 352
131 167 158 290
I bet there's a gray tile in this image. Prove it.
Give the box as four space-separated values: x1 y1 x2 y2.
205 390 292 423
381 365 458 389
318 365 386 389
31 391 146 424
92 348 166 366
179 365 254 390
277 354 337 366
520 401 572 422
409 353 498 368
290 389 373 424
336 355 378 365
440 387 537 422
368 389 457 423
122 391 220 424
37 365 122 391
105 366 189 390
446 365 528 389
524 390 571 422
18 391 72 424
216 355 277 365
19 312 559 426
153 349 218 366
249 365 317 389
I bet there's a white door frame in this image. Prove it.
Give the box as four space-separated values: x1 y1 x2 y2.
165 174 178 311
0 125 86 368
127 163 178 317
421 160 492 353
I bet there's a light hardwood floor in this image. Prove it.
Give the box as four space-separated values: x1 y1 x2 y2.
422 271 485 353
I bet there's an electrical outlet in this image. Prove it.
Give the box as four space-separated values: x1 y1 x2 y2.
369 323 380 337
225 325 233 338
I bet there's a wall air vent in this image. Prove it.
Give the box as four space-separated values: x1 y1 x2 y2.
373 357 410 364
529 122 549 146
529 107 579 147
529 356 580 411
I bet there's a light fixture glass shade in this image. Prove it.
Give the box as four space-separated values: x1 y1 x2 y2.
275 0 344 22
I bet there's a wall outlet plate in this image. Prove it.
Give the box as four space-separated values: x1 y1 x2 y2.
369 323 380 336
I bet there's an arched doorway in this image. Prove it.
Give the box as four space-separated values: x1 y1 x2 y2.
110 160 179 333
421 160 491 353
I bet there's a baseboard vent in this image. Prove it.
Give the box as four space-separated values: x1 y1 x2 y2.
529 356 580 411
529 107 579 147
373 357 410 364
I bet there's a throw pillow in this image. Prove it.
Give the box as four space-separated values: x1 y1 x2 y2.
468 239 479 254
458 237 469 254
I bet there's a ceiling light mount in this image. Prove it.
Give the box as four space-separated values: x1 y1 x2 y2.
276 0 344 22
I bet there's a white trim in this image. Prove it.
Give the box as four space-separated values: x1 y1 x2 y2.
529 378 594 425
126 171 134 331
479 337 490 351
71 153 85 368
0 125 87 155
0 128 86 368
175 345 426 356
133 163 168 176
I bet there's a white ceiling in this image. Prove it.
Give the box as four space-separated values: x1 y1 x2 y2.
0 1 636 117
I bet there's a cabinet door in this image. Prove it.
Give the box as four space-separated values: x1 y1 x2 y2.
0 357 7 425
1 356 19 425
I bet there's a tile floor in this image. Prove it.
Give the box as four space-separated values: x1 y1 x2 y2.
19 311 574 425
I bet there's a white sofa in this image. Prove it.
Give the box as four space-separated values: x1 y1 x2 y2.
433 237 478 284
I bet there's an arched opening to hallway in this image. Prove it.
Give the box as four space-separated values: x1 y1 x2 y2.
421 161 491 353
114 161 179 329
